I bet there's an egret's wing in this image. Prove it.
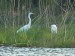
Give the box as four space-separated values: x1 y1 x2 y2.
17 25 29 33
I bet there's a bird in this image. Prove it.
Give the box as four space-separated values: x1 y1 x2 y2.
51 24 57 34
17 12 33 33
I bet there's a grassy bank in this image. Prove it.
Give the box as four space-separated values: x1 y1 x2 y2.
0 0 75 48
0 23 75 48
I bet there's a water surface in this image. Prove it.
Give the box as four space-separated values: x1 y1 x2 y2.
0 46 75 56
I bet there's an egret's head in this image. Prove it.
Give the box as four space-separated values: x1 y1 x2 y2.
29 12 34 15
28 12 34 19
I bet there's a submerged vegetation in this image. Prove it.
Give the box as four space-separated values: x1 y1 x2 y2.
0 0 75 47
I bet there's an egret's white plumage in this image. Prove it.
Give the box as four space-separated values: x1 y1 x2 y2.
51 24 57 34
17 12 33 33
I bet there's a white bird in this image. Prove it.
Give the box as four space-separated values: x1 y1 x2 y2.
17 12 33 33
51 24 57 34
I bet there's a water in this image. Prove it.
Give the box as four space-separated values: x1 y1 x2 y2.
0 46 75 56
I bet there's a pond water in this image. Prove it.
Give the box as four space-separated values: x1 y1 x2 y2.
0 46 75 56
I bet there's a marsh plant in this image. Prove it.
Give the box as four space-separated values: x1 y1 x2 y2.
0 0 75 47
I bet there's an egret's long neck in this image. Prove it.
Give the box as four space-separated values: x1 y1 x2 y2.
28 14 31 26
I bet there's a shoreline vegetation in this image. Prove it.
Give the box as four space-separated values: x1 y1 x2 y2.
0 24 75 48
0 0 75 47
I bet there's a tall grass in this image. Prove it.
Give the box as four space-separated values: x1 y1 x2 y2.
0 22 75 47
0 0 75 47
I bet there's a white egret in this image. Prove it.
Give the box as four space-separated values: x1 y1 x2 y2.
51 24 57 34
17 12 33 33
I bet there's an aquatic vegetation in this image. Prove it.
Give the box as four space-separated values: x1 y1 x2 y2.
0 23 75 48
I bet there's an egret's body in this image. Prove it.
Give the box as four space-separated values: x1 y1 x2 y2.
17 12 33 33
51 24 57 34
